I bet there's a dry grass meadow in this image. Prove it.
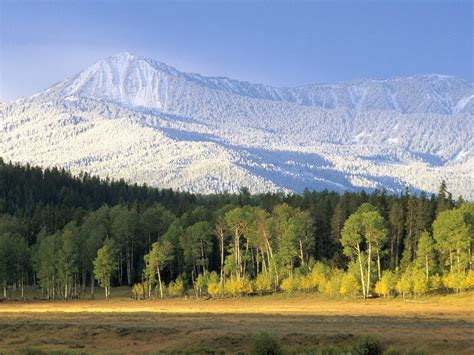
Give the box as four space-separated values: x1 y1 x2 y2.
0 288 473 354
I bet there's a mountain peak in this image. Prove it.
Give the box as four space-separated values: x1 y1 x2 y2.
36 52 473 115
110 51 137 59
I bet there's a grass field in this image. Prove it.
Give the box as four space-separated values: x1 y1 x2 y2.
0 288 473 354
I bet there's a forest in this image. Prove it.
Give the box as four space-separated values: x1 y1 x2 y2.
0 158 472 301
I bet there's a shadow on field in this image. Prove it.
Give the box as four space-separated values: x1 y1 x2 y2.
0 311 472 354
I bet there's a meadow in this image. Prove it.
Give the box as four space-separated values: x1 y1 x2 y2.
0 288 473 354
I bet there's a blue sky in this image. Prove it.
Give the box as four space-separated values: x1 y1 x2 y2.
0 0 472 100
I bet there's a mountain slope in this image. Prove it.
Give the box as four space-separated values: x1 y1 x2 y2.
1 52 473 198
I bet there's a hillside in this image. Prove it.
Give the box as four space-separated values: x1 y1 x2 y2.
1 52 472 197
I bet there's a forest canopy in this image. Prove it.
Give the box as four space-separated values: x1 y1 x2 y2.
0 159 472 300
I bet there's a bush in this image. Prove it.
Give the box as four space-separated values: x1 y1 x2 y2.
309 262 331 292
132 282 146 300
465 270 474 289
412 269 429 295
350 336 383 355
195 273 207 298
224 275 253 296
207 271 222 297
429 274 442 291
321 269 343 296
250 331 283 355
280 276 299 293
396 269 412 298
168 277 184 297
340 272 361 297
375 270 396 298
255 272 273 293
443 271 466 292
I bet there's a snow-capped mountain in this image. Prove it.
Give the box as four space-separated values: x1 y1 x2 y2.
1 52 473 198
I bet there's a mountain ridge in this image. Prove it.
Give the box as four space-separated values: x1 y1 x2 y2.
1 52 473 198
33 52 474 115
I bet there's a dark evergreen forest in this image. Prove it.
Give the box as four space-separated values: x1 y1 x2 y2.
0 158 472 300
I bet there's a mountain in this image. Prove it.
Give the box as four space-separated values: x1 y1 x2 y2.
1 52 473 198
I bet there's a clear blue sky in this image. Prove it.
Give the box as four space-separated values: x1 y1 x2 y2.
0 0 472 100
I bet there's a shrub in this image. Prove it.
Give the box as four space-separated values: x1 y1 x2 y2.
255 272 273 293
242 275 254 294
132 282 146 300
309 262 331 292
443 271 466 293
340 272 361 297
280 276 299 293
298 274 313 291
322 269 343 296
429 274 442 291
207 271 222 297
465 270 474 289
224 275 253 296
351 336 383 355
412 269 429 295
168 277 184 297
396 269 412 298
250 331 283 355
375 270 396 298
195 273 207 298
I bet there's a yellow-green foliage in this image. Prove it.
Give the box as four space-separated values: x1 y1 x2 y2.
206 272 222 297
224 276 253 296
280 275 299 293
255 272 273 293
322 269 343 296
298 274 313 291
430 274 442 291
224 278 242 296
465 270 474 289
308 262 330 292
375 270 397 297
132 282 146 300
340 272 361 297
443 271 469 292
412 268 429 295
396 269 412 297
168 277 184 297
242 276 254 294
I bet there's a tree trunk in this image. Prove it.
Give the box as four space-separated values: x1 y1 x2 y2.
220 234 224 285
119 253 123 285
126 246 131 286
52 274 56 301
82 270 87 293
157 268 163 299
367 242 372 296
376 249 381 281
425 255 429 280
357 246 366 298
299 240 304 266
449 250 453 273
91 277 95 299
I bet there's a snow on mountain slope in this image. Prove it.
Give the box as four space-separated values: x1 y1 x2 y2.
1 52 473 198
42 52 473 115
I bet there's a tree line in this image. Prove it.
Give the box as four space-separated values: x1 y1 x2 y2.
0 159 472 300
